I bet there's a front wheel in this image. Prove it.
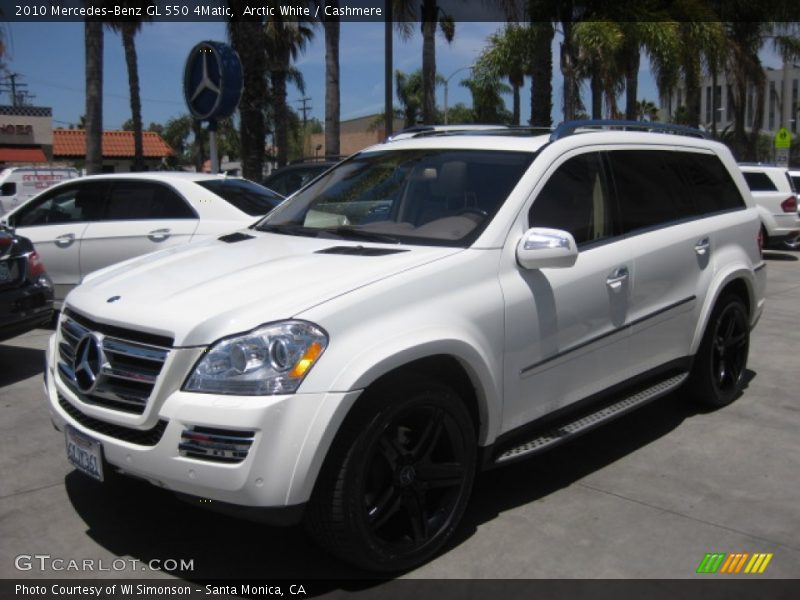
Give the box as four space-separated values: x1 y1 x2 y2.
306 378 476 572
689 295 750 408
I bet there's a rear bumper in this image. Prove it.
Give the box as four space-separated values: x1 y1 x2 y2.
0 283 53 341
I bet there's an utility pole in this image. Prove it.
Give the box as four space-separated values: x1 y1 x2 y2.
296 96 312 157
0 73 31 107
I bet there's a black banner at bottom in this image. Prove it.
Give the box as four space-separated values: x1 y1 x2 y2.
3 579 799 600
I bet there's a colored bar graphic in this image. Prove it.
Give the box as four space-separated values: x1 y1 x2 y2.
697 553 727 574
700 552 774 574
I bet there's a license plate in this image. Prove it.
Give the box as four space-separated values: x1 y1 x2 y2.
0 261 9 282
65 426 104 482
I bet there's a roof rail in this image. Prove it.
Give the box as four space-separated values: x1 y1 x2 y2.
550 119 710 141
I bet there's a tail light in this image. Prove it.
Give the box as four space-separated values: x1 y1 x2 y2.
781 196 797 213
26 251 46 278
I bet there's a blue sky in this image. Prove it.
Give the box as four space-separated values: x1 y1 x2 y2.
2 20 778 131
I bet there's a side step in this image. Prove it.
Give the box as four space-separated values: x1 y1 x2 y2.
494 372 688 465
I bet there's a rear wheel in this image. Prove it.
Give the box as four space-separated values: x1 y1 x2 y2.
306 378 476 572
689 295 749 407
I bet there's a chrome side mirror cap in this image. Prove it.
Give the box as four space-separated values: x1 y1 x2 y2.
516 227 578 270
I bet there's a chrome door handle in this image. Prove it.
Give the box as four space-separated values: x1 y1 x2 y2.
606 267 629 290
694 237 711 256
55 233 75 247
147 228 171 242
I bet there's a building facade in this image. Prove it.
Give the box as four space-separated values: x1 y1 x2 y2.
661 63 800 136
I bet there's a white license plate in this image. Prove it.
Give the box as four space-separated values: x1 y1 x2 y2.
0 261 10 282
65 426 104 482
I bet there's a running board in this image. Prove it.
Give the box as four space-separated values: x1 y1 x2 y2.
494 372 689 465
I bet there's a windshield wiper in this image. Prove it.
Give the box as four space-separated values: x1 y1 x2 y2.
321 226 401 245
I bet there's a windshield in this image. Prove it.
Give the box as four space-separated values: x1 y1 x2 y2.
255 149 534 246
196 178 284 216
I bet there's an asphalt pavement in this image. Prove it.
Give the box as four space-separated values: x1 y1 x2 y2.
1 250 798 588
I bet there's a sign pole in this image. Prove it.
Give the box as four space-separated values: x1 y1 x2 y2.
208 119 219 174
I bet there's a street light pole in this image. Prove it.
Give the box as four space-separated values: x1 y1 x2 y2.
444 65 474 125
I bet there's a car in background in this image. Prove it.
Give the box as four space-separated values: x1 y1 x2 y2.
0 173 283 304
738 163 799 249
262 157 343 197
0 227 54 342
786 169 800 250
0 166 80 216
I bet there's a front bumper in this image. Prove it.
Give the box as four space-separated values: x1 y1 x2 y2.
45 334 361 512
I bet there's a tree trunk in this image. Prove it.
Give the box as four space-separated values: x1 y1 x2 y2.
624 44 640 121
421 0 437 125
273 62 289 167
121 23 144 171
229 17 267 181
560 21 579 121
591 73 602 119
512 82 520 126
530 22 553 128
324 12 340 157
85 20 103 174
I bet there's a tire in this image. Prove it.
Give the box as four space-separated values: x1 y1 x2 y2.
305 377 477 573
689 295 750 408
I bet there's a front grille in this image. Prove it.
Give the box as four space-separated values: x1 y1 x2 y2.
58 393 168 446
57 311 172 414
179 426 256 463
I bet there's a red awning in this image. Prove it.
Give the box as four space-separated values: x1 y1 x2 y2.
0 147 48 163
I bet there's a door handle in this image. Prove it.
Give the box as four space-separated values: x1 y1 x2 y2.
147 228 171 242
694 237 711 256
606 267 629 291
55 233 75 247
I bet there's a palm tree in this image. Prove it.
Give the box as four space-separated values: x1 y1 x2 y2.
529 22 554 128
460 74 512 124
395 70 424 127
323 6 340 157
106 1 152 172
636 99 660 122
264 17 314 166
475 25 533 125
572 21 624 119
228 4 268 181
84 20 103 174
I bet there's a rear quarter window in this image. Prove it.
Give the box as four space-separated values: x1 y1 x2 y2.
742 171 777 191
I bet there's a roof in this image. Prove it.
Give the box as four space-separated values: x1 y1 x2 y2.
0 147 48 163
53 129 175 158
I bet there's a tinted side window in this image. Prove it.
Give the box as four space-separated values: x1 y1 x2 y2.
742 171 777 191
196 179 283 216
529 152 617 246
15 182 108 226
608 150 695 233
106 181 195 220
674 153 746 214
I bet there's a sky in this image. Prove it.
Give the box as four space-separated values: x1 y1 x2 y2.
0 19 783 132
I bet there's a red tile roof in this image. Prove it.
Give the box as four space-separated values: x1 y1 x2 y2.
53 129 175 158
0 147 48 163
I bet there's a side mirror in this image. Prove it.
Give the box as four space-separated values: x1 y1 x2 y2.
516 227 578 270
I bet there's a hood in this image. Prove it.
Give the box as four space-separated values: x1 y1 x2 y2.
65 231 461 346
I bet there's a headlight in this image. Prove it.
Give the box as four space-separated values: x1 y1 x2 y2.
184 321 328 395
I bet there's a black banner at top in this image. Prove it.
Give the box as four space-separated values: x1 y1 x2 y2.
1 0 799 23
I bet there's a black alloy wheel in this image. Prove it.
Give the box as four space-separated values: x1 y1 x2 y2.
306 378 476 572
690 295 749 407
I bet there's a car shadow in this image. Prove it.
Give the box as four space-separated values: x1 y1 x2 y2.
0 344 45 386
763 251 799 262
64 370 757 593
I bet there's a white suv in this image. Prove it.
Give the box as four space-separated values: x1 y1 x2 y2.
738 163 800 248
45 122 766 572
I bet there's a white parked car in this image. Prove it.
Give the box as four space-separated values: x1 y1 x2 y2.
738 163 800 249
0 173 283 303
45 122 765 572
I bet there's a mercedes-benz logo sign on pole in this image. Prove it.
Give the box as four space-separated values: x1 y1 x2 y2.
72 333 105 394
183 41 242 122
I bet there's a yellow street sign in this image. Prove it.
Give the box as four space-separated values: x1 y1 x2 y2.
775 127 792 149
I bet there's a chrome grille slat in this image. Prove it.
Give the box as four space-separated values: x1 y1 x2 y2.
57 314 171 415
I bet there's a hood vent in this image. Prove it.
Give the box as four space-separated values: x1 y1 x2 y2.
218 232 255 243
316 245 408 257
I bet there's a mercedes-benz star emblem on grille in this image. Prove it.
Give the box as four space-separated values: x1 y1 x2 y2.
72 333 105 394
